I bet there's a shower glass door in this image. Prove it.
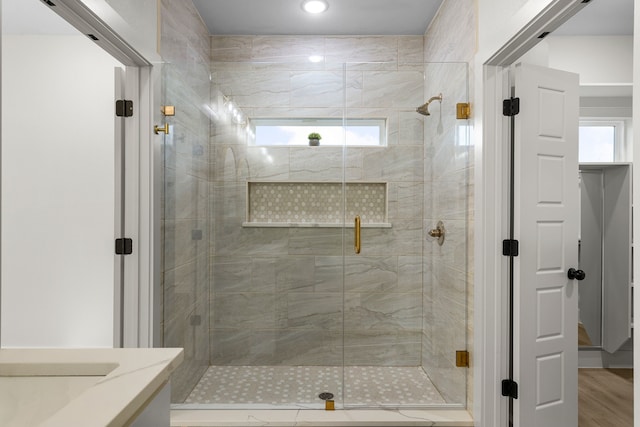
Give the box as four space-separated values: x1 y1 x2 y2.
342 61 470 408
160 48 471 410
160 55 212 405
162 55 348 408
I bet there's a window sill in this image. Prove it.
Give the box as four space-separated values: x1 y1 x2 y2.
242 222 392 229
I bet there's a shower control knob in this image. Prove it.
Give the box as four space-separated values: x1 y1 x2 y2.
567 268 586 281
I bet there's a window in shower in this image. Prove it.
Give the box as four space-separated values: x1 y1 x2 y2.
250 117 387 146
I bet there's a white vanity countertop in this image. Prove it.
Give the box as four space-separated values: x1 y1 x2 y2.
0 348 183 427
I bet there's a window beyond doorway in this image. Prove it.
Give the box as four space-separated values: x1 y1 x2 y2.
578 120 625 162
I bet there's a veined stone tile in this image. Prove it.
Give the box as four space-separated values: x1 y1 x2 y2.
398 36 424 65
344 256 399 292
248 106 344 119
212 256 252 292
251 36 325 62
424 0 476 63
275 257 316 292
325 36 398 64
273 330 343 365
218 70 290 108
210 182 245 221
344 331 421 366
398 110 425 145
290 71 344 108
289 148 345 181
344 292 422 331
387 181 425 220
250 258 278 292
288 228 343 256
209 329 277 365
313 256 345 293
246 146 290 180
362 71 424 108
163 219 199 271
213 293 277 329
211 36 253 62
363 146 424 182
286 293 343 330
397 256 424 293
432 171 473 220
213 223 289 256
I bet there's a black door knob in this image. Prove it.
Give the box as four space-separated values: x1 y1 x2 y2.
567 268 586 281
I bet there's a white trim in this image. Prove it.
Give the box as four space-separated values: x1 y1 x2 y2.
123 66 141 348
37 0 150 67
113 66 126 348
632 1 640 425
475 63 511 427
137 65 156 348
578 348 633 369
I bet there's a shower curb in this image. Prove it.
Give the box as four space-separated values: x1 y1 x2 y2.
171 409 473 426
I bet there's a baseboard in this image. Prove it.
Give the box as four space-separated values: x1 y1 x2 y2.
578 348 633 368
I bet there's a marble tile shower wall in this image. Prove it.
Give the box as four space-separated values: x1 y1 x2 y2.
422 0 477 406
160 0 211 403
209 35 429 366
421 63 471 405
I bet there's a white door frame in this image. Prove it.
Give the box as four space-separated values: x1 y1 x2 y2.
41 0 158 348
476 1 592 425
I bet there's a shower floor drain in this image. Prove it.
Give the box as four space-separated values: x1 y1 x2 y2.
318 392 334 401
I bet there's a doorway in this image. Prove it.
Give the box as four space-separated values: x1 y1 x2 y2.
0 0 125 347
479 1 635 426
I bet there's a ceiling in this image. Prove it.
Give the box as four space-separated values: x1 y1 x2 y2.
553 0 633 36
1 0 633 38
192 0 633 36
192 0 444 36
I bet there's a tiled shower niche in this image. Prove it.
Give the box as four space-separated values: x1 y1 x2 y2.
244 182 390 227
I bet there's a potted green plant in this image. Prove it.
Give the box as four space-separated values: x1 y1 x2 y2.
308 132 322 146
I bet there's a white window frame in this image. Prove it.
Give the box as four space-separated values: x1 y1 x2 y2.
579 119 626 162
249 117 388 147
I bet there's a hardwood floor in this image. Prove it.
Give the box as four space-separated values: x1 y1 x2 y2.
579 368 633 426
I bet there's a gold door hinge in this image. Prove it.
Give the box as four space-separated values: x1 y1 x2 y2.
456 350 469 367
161 105 175 116
456 103 471 119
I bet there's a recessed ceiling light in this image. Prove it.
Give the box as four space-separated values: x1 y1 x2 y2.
302 0 329 14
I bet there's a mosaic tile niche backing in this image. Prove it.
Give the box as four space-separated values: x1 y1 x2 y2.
246 182 388 226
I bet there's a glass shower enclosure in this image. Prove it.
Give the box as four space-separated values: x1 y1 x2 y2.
160 58 471 409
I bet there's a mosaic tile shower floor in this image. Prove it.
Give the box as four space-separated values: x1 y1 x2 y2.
185 366 446 406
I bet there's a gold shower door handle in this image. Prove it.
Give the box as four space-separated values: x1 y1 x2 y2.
354 215 361 254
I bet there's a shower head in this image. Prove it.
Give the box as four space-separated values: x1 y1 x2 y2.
416 93 443 116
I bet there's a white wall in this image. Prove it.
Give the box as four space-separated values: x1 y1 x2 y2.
477 0 558 61
518 35 633 87
1 34 122 347
548 36 633 85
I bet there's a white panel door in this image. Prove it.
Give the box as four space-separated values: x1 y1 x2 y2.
513 63 579 427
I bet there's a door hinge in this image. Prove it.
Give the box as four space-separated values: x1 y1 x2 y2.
456 350 469 367
456 103 471 119
503 97 520 116
115 100 133 117
115 238 133 255
502 239 519 257
502 379 519 399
